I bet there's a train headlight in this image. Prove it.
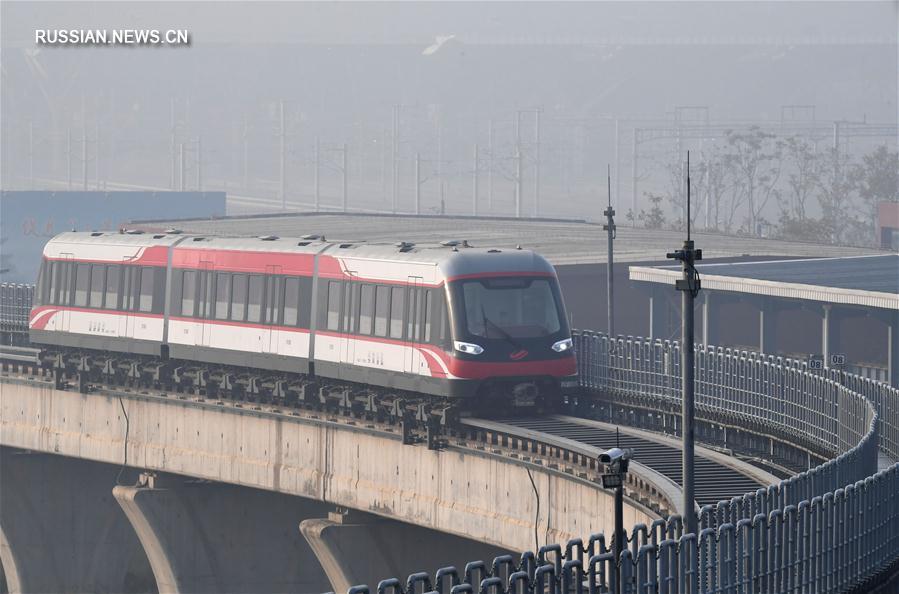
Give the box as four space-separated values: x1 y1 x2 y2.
552 338 573 353
454 341 484 355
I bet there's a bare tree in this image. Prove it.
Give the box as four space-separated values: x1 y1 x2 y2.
781 136 820 222
722 127 784 235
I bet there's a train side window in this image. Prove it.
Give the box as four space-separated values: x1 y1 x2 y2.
359 284 374 335
326 281 341 331
283 278 299 326
105 266 120 309
181 270 197 317
423 290 432 342
122 267 139 311
138 268 156 312
214 273 230 320
247 275 264 323
196 270 213 319
74 263 90 307
267 276 282 325
89 265 105 308
231 274 247 321
389 286 405 339
374 285 389 337
343 282 358 333
297 277 313 328
407 288 424 341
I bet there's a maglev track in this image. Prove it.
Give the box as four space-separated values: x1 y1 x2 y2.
490 416 769 508
1 345 769 508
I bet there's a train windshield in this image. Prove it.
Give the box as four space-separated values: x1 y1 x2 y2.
456 277 563 339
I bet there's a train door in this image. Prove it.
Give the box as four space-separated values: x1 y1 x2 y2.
404 276 423 374
59 253 74 332
339 279 357 377
195 261 214 348
263 265 282 355
118 258 137 339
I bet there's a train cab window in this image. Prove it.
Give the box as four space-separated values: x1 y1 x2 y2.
138 268 155 313
48 262 59 305
181 271 197 317
214 273 230 320
247 275 264 323
104 266 120 309
374 285 389 337
283 278 300 326
389 287 405 339
74 264 90 307
359 284 374 335
231 274 247 321
326 281 341 331
89 265 105 308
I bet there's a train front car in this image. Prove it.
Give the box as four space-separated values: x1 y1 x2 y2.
441 249 576 411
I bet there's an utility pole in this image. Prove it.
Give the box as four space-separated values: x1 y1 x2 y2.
631 128 639 227
196 136 202 191
170 97 177 190
415 152 421 215
179 143 186 191
603 165 616 338
614 118 621 207
533 108 541 217
514 112 523 218
95 119 102 190
487 119 495 212
314 136 320 211
666 152 702 538
392 105 399 213
242 113 249 191
28 121 34 190
279 100 286 210
472 144 479 216
81 98 88 191
66 127 72 190
341 142 348 213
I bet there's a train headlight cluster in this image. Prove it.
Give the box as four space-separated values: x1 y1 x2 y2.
454 341 485 355
551 338 573 353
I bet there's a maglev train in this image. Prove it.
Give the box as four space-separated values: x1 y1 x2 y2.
29 231 576 407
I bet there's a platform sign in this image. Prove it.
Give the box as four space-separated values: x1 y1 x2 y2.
808 356 824 370
829 354 846 367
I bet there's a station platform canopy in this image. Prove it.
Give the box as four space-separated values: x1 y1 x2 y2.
134 212 888 267
630 253 899 311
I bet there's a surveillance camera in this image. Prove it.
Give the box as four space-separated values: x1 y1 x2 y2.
599 447 634 474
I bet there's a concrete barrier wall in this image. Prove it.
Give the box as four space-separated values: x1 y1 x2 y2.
0 379 656 552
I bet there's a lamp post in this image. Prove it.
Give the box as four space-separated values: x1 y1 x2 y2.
666 152 702 537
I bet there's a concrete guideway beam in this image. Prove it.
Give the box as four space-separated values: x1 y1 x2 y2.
300 510 508 592
0 378 657 553
112 472 332 594
0 447 153 594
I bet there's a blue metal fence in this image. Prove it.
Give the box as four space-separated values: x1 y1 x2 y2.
354 331 899 594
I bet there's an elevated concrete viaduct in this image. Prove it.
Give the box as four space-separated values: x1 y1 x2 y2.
0 376 657 592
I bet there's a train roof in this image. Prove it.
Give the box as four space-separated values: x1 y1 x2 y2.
41 231 557 281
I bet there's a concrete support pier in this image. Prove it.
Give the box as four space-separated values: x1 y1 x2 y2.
0 447 153 594
113 472 332 594
300 510 509 592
